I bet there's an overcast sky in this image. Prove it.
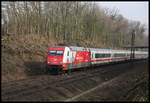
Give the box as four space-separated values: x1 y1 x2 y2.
96 2 149 32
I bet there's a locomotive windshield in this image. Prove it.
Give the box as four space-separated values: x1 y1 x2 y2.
49 50 63 56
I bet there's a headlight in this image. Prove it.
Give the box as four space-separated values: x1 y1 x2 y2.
48 61 50 64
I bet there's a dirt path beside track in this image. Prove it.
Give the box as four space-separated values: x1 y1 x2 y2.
73 60 148 102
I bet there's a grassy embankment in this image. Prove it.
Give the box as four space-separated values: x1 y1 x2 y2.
2 34 109 82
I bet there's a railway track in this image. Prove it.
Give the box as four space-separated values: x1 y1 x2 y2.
2 69 103 98
1 59 143 88
2 60 147 101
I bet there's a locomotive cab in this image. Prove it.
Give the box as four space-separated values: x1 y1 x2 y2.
46 46 65 72
47 50 64 65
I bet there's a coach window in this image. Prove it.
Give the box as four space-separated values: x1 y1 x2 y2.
106 54 111 58
103 54 111 58
95 54 99 58
114 54 125 57
127 54 130 56
95 53 111 58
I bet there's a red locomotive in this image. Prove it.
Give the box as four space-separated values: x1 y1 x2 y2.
46 46 148 73
46 46 91 73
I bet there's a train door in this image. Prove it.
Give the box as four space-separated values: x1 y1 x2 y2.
66 50 76 63
66 50 71 63
71 51 76 63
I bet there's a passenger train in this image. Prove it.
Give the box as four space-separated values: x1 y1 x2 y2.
46 46 148 73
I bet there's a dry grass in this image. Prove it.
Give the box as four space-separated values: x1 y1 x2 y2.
1 33 117 82
2 34 56 82
2 34 106 82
